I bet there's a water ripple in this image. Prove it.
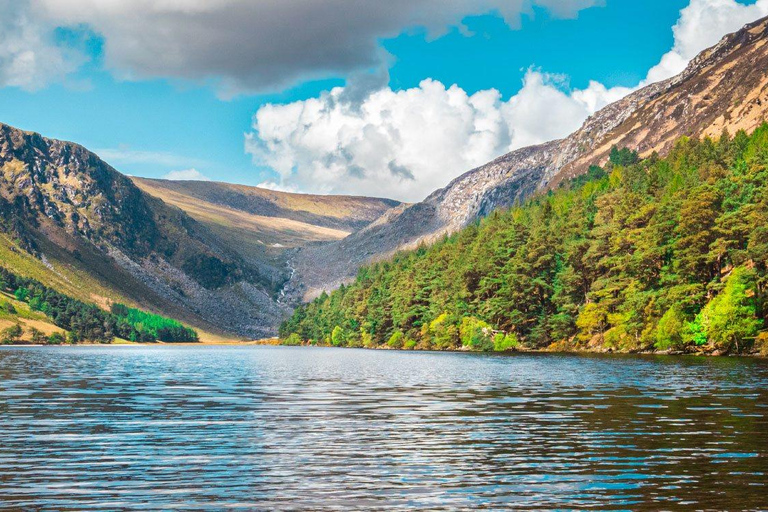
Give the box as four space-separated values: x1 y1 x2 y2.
0 346 767 510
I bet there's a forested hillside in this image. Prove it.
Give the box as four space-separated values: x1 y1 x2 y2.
0 267 197 344
281 127 768 355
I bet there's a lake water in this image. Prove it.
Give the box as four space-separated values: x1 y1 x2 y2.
0 346 766 510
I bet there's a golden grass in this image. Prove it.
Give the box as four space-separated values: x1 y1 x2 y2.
133 181 350 247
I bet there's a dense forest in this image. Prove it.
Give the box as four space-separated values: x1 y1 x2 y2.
0 267 198 343
281 127 768 355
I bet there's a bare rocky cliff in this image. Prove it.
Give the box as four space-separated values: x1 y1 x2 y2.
290 15 768 301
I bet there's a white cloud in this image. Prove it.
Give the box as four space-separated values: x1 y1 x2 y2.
4 0 599 95
247 71 615 202
645 0 768 83
246 0 768 201
162 168 210 181
0 0 83 90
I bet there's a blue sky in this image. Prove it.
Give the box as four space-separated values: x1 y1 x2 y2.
0 0 763 200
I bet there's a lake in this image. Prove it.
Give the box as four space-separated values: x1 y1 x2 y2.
0 346 766 510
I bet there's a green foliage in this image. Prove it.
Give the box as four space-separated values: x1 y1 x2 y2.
111 303 198 342
47 332 65 345
0 300 16 314
424 313 459 350
29 327 47 344
331 325 345 347
459 317 494 351
387 330 405 349
1 324 23 344
692 267 761 351
360 329 375 348
281 129 768 354
609 146 639 167
282 333 303 346
655 307 686 351
0 267 197 343
493 332 518 352
14 287 28 301
403 338 417 350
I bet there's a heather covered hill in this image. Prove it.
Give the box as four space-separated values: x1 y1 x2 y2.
132 178 401 234
132 177 401 273
281 128 768 355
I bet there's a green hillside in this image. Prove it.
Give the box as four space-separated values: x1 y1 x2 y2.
281 127 768 355
0 266 197 344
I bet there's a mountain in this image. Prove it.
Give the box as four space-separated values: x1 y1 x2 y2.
0 124 398 338
132 178 399 272
289 16 768 300
280 125 768 354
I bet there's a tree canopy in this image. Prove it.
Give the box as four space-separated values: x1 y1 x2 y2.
281 128 768 354
0 267 198 343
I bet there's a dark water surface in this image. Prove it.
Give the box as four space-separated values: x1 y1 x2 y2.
0 346 766 510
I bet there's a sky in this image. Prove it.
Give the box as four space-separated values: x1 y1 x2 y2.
0 0 766 202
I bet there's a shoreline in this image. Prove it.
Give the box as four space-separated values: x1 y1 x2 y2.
1 340 765 357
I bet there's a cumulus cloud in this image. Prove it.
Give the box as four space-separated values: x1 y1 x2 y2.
247 71 617 202
246 0 768 201
162 168 210 181
7 0 599 95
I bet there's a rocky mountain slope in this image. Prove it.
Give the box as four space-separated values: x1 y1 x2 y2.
0 124 397 338
289 15 768 300
0 122 286 337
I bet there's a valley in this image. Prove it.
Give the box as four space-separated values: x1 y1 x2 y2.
2 17 768 350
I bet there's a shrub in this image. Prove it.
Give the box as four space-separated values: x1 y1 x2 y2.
282 333 303 346
360 329 375 348
29 327 47 344
493 332 518 352
424 313 459 350
387 330 405 349
14 287 29 302
689 267 761 352
403 338 417 350
655 307 687 351
1 324 23 344
47 332 65 345
29 297 42 311
459 316 494 351
330 325 345 347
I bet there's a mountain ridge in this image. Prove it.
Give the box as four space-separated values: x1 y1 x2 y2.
287 15 768 301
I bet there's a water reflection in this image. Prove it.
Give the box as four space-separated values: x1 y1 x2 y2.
0 347 766 510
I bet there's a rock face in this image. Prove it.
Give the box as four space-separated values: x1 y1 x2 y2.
0 123 286 338
290 15 768 300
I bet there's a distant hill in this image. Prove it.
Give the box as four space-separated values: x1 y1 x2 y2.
132 178 400 273
289 15 768 300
